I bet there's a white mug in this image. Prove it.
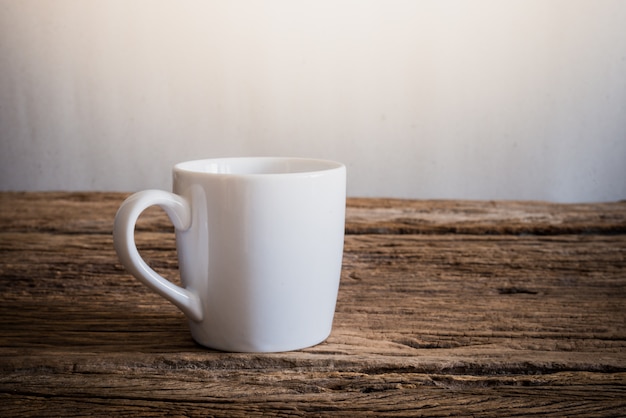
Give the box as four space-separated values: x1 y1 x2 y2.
113 157 346 352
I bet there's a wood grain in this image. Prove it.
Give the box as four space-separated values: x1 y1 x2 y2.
1 192 625 416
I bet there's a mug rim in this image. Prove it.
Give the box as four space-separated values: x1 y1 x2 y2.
174 157 345 177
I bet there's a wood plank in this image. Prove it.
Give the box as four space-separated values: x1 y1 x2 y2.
1 192 625 416
2 192 626 235
2 232 625 360
1 368 625 417
346 197 626 234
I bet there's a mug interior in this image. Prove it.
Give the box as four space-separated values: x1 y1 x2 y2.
175 157 343 176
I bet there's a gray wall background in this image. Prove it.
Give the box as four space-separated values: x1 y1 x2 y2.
1 0 625 202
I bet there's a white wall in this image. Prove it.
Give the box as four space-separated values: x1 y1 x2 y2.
1 0 625 202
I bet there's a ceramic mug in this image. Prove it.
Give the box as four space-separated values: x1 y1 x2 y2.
113 157 346 352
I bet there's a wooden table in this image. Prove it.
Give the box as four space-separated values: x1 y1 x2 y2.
1 192 625 416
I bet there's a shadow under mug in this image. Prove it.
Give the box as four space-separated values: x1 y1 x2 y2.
113 157 346 352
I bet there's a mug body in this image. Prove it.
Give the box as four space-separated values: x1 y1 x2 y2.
172 157 346 352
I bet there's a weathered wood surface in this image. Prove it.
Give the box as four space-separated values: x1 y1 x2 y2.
1 192 625 416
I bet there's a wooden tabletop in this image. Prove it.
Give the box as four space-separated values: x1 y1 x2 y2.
1 192 625 416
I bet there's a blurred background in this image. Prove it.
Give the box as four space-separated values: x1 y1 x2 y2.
1 0 625 202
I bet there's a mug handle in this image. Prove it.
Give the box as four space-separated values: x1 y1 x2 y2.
113 190 203 322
